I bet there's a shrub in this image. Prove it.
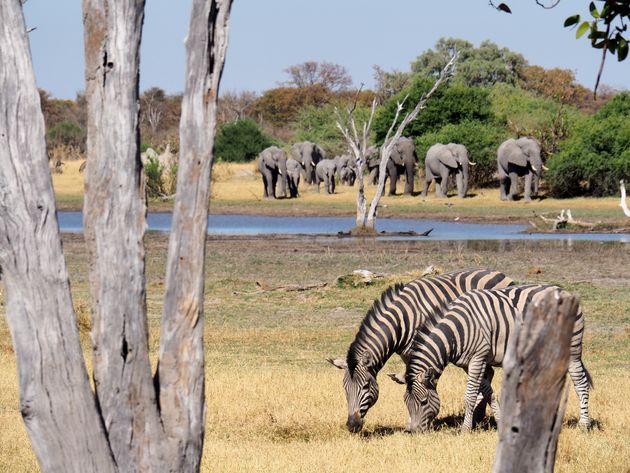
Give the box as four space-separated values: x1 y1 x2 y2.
214 119 274 162
145 156 165 198
547 93 630 197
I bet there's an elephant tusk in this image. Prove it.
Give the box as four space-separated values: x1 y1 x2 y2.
542 165 549 171
311 161 315 166
469 161 477 166
279 170 283 175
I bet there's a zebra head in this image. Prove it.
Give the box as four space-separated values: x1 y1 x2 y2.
404 368 440 433
327 351 379 433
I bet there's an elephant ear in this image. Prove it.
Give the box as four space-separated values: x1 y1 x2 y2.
507 149 528 167
438 151 458 168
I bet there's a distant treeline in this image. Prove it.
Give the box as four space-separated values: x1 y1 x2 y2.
41 38 629 197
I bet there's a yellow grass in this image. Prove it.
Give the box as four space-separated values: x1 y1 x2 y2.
1 237 629 472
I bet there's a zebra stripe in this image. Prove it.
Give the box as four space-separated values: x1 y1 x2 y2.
406 284 592 432
334 268 513 433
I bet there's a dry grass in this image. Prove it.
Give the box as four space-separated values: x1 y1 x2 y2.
1 236 629 472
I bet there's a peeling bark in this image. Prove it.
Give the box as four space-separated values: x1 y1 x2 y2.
492 290 579 473
156 1 233 471
0 2 116 471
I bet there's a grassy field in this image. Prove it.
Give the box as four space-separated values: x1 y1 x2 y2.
1 235 629 472
52 161 630 228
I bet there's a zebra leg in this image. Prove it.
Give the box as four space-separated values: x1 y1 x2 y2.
473 366 496 425
462 358 488 433
569 358 592 429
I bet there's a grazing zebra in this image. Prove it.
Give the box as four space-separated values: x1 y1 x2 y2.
403 284 592 433
327 268 513 433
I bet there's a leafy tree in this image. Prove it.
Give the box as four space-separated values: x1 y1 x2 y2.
372 77 494 142
283 61 353 91
214 118 274 162
372 65 412 101
547 92 630 197
411 38 527 87
251 84 332 128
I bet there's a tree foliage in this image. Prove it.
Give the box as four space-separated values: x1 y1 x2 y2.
251 84 332 128
214 118 274 162
283 61 353 91
411 38 527 87
372 77 494 143
547 92 630 197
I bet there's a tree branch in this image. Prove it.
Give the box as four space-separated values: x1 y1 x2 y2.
621 180 630 217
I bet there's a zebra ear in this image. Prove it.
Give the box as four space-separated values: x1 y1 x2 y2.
361 351 372 366
387 373 406 385
326 358 347 370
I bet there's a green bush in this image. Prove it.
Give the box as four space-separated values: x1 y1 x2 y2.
46 121 86 151
214 119 274 162
145 156 165 198
547 93 630 197
372 78 493 143
294 104 372 156
415 121 508 188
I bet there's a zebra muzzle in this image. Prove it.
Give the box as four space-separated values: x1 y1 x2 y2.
346 411 363 433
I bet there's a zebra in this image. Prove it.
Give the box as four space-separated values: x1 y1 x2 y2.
327 268 513 433
403 284 592 433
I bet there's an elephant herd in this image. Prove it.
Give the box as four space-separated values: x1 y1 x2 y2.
257 136 544 201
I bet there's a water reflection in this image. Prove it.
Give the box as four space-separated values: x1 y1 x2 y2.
56 211 629 243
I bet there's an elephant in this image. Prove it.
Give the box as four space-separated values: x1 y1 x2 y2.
286 158 301 198
497 137 544 201
257 146 288 199
315 158 337 194
365 138 417 195
334 155 357 186
422 143 473 198
291 141 326 185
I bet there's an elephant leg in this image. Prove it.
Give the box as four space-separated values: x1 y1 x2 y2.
329 176 335 194
509 172 518 200
261 170 273 199
499 176 509 201
404 163 415 195
456 172 465 198
422 173 432 197
387 161 397 195
523 172 533 201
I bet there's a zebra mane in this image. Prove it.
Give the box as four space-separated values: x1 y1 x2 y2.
347 282 406 376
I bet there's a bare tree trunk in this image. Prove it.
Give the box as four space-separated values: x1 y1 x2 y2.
0 2 116 471
156 1 232 471
83 1 171 470
620 180 630 217
492 290 579 473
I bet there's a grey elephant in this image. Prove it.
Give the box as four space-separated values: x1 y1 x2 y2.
315 159 337 194
365 138 417 195
286 158 301 198
257 146 288 199
497 137 543 201
334 155 357 186
423 143 473 198
291 141 326 185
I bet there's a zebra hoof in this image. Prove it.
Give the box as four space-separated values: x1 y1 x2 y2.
578 420 592 432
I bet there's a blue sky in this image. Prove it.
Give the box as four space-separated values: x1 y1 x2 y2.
24 0 628 99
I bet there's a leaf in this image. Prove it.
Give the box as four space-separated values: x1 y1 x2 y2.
576 21 590 39
564 14 580 27
618 39 629 61
497 3 512 13
589 2 600 18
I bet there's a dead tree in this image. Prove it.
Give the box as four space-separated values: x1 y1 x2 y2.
0 0 232 471
492 290 580 473
336 54 457 231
